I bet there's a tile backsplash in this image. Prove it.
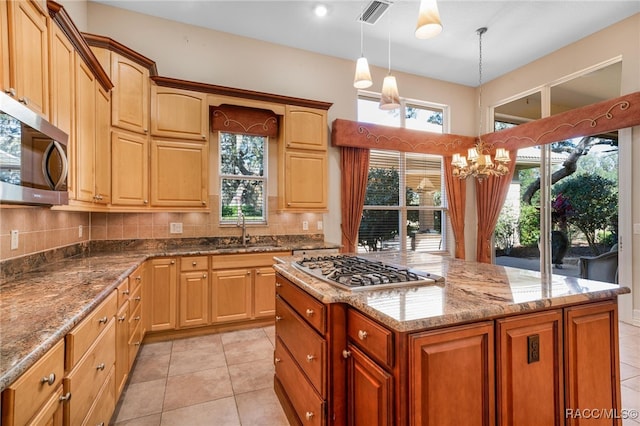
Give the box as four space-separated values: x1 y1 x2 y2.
1 196 324 261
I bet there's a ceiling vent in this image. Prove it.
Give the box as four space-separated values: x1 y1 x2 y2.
358 0 392 25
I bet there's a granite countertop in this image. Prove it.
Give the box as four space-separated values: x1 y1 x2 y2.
0 240 338 392
273 252 631 333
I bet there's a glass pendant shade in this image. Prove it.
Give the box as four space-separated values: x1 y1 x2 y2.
379 75 400 110
415 0 443 39
353 57 373 89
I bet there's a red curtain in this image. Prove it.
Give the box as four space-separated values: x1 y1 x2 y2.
211 104 279 137
443 157 467 259
340 147 370 253
475 150 518 263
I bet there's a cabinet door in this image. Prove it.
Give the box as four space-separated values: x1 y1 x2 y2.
254 266 276 318
496 310 563 426
409 321 494 426
94 85 111 204
111 53 149 134
148 258 177 332
6 0 49 117
179 271 209 328
285 105 327 151
150 86 208 140
111 129 149 206
115 301 129 399
284 151 327 209
564 301 621 426
211 269 251 323
74 56 96 203
150 139 208 207
346 344 393 426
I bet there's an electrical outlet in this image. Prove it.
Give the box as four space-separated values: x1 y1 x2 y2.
78 225 83 238
10 230 18 250
169 222 183 234
634 223 640 234
317 221 323 230
302 221 309 231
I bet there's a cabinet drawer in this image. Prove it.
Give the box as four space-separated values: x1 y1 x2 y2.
116 279 130 309
211 252 290 269
128 283 142 318
64 320 116 426
66 291 117 369
276 275 326 334
128 322 143 370
82 365 116 426
129 301 143 338
275 338 325 426
180 256 209 271
129 264 145 293
26 385 63 426
1 340 64 426
348 309 393 368
276 298 326 396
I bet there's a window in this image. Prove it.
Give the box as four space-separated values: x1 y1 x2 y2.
357 93 448 253
219 132 267 224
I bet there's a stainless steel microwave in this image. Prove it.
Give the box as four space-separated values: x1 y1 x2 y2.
0 91 69 205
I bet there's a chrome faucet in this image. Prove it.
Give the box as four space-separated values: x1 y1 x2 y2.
237 211 250 246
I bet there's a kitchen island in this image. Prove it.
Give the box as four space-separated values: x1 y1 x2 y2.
272 252 631 426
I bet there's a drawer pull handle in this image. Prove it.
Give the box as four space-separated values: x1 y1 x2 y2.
275 357 281 363
40 373 56 386
358 330 368 340
118 315 126 322
306 308 314 316
134 316 141 321
135 341 141 346
306 354 315 362
98 316 108 324
342 350 351 359
305 412 314 420
134 296 141 302
135 276 142 281
59 392 72 402
192 261 197 266
275 282 282 287
275 316 282 321
122 289 130 295
96 363 105 371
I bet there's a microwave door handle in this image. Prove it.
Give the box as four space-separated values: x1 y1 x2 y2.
42 140 69 190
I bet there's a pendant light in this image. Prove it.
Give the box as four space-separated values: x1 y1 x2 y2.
353 12 372 89
379 24 400 110
415 0 443 39
451 27 510 180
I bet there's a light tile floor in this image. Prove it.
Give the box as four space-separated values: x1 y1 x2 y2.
112 322 640 426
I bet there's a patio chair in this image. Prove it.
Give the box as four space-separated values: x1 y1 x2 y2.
579 246 618 284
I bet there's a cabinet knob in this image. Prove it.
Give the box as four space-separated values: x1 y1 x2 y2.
306 308 314 317
275 282 282 287
202 135 206 139
5 88 16 97
305 412 314 420
275 357 281 363
171 260 176 264
98 316 108 324
275 315 282 322
96 363 105 371
134 296 141 302
18 97 28 105
134 316 141 321
202 201 206 206
358 330 368 340
134 341 141 346
143 200 148 204
306 354 315 362
59 392 72 402
40 373 56 386
135 276 142 281
144 128 148 133
203 274 207 278
118 315 126 322
342 349 351 359
122 289 130 295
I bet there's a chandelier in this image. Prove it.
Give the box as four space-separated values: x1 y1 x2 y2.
452 27 510 180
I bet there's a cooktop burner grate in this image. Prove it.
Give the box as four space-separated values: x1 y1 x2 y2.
293 255 444 291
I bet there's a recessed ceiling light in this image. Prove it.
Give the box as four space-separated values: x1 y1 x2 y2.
314 4 328 18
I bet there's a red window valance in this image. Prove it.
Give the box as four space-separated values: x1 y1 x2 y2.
210 104 279 137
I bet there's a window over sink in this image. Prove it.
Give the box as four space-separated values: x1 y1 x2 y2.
219 132 267 224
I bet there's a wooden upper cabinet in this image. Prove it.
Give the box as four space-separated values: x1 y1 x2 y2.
150 138 208 207
111 129 149 206
95 85 112 204
283 150 327 209
5 0 49 118
111 53 149 134
90 46 111 79
74 56 97 203
150 85 208 140
284 105 327 151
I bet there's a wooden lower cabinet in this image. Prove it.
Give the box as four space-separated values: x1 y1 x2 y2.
179 270 210 328
496 310 564 426
115 300 129 398
148 258 177 332
345 344 393 426
409 321 495 426
564 301 621 426
254 266 277 318
211 269 252 323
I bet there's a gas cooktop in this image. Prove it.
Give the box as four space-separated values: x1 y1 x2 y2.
293 255 444 291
